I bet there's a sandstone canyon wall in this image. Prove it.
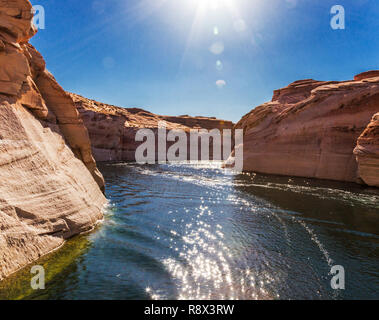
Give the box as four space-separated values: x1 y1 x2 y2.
0 0 106 281
233 72 379 187
71 93 234 162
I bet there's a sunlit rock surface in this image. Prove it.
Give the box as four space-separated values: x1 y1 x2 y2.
354 112 379 187
70 93 234 162
233 72 379 186
0 0 106 281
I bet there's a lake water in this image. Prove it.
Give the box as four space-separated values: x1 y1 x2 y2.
1 162 378 300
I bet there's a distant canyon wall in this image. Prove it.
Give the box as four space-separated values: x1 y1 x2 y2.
71 93 235 162
0 0 106 281
231 71 379 187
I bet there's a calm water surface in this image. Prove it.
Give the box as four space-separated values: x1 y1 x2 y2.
1 162 378 300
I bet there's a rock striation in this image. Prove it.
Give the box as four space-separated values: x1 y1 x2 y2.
0 0 106 281
70 93 234 162
233 73 379 186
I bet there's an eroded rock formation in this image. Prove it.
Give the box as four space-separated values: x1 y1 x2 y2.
0 0 106 281
233 73 379 186
354 112 379 187
71 93 234 162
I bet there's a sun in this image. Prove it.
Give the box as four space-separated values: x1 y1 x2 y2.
191 0 234 11
185 0 239 25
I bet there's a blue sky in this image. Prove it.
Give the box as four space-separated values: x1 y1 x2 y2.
30 0 379 122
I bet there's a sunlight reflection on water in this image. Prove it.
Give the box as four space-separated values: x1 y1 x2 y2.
2 162 378 300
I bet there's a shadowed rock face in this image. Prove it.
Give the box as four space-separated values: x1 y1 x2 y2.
233 72 379 186
70 93 234 162
0 0 106 281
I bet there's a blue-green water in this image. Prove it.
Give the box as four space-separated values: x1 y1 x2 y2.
1 162 378 299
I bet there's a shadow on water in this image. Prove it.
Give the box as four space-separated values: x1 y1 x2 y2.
233 173 379 237
232 172 379 300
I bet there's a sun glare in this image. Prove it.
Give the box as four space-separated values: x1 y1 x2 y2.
191 0 235 12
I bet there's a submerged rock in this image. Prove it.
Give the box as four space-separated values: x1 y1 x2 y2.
0 0 106 281
233 72 379 186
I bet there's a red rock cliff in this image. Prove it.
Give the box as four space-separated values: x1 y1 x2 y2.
70 93 234 162
233 73 379 186
0 0 106 281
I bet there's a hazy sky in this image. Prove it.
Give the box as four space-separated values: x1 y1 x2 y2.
30 0 379 122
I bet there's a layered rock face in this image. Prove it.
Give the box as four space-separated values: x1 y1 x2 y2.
0 0 106 280
234 73 379 186
71 93 234 162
